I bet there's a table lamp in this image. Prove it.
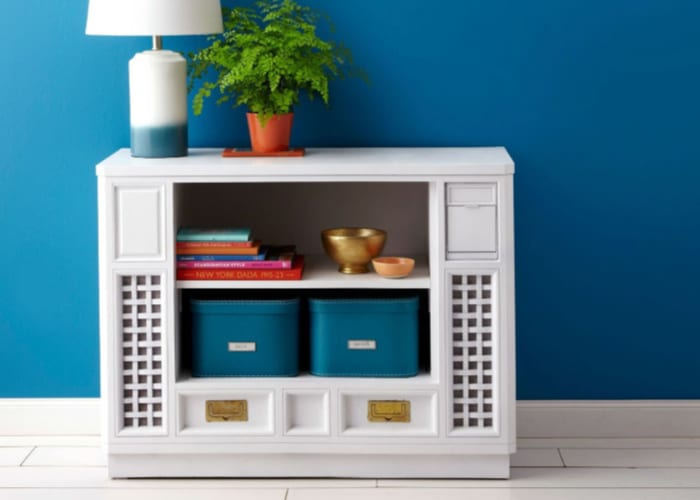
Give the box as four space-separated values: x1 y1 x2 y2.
86 0 223 158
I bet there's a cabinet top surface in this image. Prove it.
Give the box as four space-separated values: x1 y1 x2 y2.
96 148 514 178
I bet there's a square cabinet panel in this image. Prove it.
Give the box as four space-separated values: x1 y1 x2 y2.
447 205 497 253
284 390 330 436
114 185 165 261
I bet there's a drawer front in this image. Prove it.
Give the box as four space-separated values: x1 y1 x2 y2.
339 391 438 437
447 184 496 204
446 183 497 258
177 390 274 436
447 205 497 253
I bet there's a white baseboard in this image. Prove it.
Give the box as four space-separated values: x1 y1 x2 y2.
517 400 700 438
2 399 700 438
0 399 101 436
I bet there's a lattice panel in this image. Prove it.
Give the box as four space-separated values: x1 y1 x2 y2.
450 272 496 432
119 274 165 431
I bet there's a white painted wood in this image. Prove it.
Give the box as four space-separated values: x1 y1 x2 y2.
446 182 498 256
447 183 497 204
445 269 502 439
500 175 517 463
177 255 431 289
518 401 700 438
107 441 513 455
177 390 274 436
22 446 106 467
560 448 700 468
0 447 33 466
379 466 700 488
0 464 374 488
108 453 510 478
511 448 564 467
114 185 165 261
338 391 438 437
519 438 700 449
9 437 700 496
113 271 168 439
0 436 100 447
284 390 330 436
447 205 497 254
8 459 700 489
0 490 287 500
96 148 515 177
96 148 516 478
290 488 700 500
0 399 100 436
6 399 700 442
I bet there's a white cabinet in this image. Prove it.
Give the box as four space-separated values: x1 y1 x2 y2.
97 147 515 478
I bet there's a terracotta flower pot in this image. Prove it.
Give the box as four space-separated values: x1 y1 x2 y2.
246 112 294 153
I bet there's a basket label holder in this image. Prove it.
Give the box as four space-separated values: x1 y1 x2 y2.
228 342 256 352
348 340 377 350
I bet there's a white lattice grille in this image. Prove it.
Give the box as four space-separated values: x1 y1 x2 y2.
120 274 164 431
450 273 496 431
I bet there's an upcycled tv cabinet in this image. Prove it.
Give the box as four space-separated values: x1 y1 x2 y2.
96 148 515 478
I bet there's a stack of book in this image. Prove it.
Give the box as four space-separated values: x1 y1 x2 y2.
176 227 304 280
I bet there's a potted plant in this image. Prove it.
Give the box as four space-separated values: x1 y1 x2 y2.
188 0 361 153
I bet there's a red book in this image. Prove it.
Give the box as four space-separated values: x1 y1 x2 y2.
177 256 304 281
176 241 262 255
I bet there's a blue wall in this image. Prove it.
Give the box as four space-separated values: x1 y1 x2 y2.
1 0 698 398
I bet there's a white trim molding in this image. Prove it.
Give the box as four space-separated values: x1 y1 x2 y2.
518 400 700 438
2 399 700 438
0 399 100 436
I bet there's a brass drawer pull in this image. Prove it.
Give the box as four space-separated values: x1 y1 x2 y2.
206 400 248 422
368 400 411 423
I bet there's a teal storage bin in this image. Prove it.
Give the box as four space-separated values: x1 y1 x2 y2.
190 298 299 377
309 297 419 377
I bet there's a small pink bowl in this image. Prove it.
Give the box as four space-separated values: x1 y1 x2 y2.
372 257 415 279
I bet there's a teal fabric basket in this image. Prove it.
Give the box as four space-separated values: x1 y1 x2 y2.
309 297 419 377
190 298 299 377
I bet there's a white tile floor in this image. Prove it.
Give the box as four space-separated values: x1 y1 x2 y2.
1 437 700 499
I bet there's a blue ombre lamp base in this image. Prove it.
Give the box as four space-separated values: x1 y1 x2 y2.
131 124 187 158
129 49 188 158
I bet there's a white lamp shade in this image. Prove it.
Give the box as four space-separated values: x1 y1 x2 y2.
86 0 223 36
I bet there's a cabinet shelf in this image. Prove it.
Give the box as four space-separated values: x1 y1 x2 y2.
176 371 436 390
176 254 431 289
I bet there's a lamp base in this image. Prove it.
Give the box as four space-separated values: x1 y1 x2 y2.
131 124 187 158
129 50 188 158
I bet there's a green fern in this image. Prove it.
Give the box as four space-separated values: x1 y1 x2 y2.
188 0 364 125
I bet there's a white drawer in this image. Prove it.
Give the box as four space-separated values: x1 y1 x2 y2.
446 183 497 258
339 391 438 437
177 390 274 436
447 184 496 204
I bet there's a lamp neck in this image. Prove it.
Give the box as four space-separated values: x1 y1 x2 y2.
152 36 163 51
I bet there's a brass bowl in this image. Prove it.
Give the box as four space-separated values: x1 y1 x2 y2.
321 227 387 274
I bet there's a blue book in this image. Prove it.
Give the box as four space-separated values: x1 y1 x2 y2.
178 248 268 261
177 227 252 242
